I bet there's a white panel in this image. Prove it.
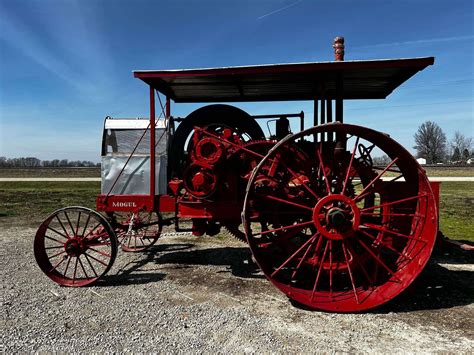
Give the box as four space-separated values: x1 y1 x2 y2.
104 118 166 130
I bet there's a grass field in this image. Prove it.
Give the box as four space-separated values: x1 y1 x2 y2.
0 167 100 178
0 166 472 178
423 166 474 177
0 180 472 242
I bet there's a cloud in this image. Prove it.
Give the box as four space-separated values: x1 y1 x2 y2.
359 35 474 48
257 0 303 20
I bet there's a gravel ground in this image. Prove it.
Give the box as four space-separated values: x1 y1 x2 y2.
1 226 473 353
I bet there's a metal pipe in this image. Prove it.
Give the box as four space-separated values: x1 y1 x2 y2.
251 112 304 119
326 99 333 142
320 97 326 142
150 85 156 204
166 97 171 118
313 100 318 127
326 99 332 123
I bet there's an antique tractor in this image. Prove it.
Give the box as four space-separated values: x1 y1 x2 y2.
34 38 439 312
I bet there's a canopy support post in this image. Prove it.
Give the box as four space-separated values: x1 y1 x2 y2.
150 85 156 206
320 92 326 142
313 99 318 142
166 96 171 118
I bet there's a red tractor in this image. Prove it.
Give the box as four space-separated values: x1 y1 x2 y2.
34 38 439 312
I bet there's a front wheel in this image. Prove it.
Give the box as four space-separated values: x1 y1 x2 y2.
34 206 118 287
108 211 162 252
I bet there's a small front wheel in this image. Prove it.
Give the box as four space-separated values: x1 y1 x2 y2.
34 206 118 287
108 212 162 252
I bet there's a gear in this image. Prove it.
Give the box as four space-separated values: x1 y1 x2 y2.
223 224 247 243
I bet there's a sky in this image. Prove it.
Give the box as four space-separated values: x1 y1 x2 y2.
0 0 473 162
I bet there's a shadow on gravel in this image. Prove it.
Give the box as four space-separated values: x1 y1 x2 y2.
100 243 263 287
97 244 196 286
100 241 473 314
373 248 474 313
151 244 264 279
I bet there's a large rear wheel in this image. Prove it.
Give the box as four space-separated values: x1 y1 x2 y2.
242 123 437 312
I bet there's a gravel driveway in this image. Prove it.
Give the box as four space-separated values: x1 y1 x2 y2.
1 226 473 353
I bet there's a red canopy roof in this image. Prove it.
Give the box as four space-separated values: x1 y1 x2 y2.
134 57 434 103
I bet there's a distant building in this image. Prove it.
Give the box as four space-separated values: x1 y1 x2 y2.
416 158 427 165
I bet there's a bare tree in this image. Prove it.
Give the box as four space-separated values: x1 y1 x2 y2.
451 147 461 162
413 121 447 164
451 131 472 162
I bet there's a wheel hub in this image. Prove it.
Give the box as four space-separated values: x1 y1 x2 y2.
65 238 84 257
313 194 360 240
327 208 349 228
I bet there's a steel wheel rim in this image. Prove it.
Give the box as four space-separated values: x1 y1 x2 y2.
34 206 118 287
242 123 437 312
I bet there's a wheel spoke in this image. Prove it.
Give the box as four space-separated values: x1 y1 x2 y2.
311 239 330 301
260 194 313 212
72 257 79 284
81 213 92 237
77 256 89 279
84 252 108 267
63 211 76 237
84 254 99 278
45 245 64 250
63 256 72 277
88 247 112 259
83 221 102 239
342 242 360 304
355 157 399 201
360 223 426 244
311 235 324 272
270 234 317 278
328 240 333 296
44 234 65 244
252 220 314 237
284 165 320 200
48 250 66 259
55 215 70 238
291 233 319 281
49 256 67 273
355 238 400 281
344 241 373 287
47 226 69 240
358 228 412 261
316 147 331 194
357 174 405 202
342 136 359 196
75 211 81 236
361 212 421 218
361 193 428 213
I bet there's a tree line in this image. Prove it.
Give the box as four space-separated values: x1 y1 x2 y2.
414 121 473 164
0 157 100 168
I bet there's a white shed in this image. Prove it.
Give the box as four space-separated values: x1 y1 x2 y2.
416 158 427 165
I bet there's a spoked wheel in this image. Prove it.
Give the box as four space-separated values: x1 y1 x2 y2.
108 212 162 252
34 206 118 287
243 123 438 312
